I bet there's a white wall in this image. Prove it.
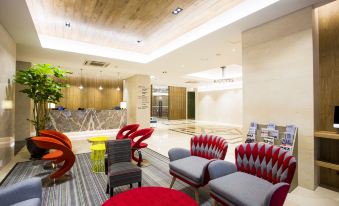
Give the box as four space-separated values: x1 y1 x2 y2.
196 89 242 127
125 75 151 128
242 7 316 190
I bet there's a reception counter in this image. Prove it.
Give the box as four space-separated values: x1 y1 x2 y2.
46 109 127 132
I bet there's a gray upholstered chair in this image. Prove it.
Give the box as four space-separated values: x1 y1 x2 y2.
106 139 142 197
208 143 296 206
0 177 42 206
168 134 228 203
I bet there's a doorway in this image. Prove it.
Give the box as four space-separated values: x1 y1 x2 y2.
187 91 195 119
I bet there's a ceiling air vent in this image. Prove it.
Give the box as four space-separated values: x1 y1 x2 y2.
185 80 200 84
84 60 110 67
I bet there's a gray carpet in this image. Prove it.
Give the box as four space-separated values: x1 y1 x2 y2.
0 149 212 206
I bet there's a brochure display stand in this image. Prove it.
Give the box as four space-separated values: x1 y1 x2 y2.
245 122 298 153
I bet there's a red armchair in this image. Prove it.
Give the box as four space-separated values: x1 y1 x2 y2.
129 128 154 166
116 124 139 140
168 135 228 203
208 143 296 206
32 137 75 179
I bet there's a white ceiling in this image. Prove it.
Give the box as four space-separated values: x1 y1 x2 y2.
0 0 332 87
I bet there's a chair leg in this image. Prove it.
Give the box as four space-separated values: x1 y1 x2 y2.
138 182 142 187
137 150 142 167
211 198 216 206
110 187 114 197
106 184 109 194
193 187 200 204
169 176 176 189
130 183 133 188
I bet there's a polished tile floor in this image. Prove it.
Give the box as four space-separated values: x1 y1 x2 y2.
1 120 339 206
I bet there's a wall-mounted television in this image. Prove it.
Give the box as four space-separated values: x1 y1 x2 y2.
334 106 339 128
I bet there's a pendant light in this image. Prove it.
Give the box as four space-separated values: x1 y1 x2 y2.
116 72 121 91
98 70 103 90
79 69 84 90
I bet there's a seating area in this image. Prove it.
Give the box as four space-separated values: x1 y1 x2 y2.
1 0 339 206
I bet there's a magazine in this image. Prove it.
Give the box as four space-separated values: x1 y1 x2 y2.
269 129 279 139
267 123 276 131
264 137 274 145
261 128 269 138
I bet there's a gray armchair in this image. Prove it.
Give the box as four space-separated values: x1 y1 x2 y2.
168 134 228 203
106 139 142 197
208 143 296 206
0 177 42 206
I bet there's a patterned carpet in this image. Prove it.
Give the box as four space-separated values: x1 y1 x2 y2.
0 149 212 206
170 125 243 144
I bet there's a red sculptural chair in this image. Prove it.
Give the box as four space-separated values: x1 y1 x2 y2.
39 130 72 164
168 134 228 203
32 137 75 179
116 124 140 140
208 143 296 206
129 128 154 166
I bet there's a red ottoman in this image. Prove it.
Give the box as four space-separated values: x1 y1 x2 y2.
102 187 198 206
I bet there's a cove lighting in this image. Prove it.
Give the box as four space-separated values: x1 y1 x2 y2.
34 0 279 63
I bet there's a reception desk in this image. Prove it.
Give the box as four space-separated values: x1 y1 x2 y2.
46 109 127 132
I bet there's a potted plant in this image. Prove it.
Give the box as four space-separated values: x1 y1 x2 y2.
14 64 69 158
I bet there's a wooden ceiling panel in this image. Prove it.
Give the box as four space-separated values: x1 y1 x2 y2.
26 0 243 54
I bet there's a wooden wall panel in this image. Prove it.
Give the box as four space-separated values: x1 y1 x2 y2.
58 76 123 109
168 86 186 120
318 1 339 132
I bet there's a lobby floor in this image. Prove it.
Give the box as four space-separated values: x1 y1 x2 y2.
1 120 339 206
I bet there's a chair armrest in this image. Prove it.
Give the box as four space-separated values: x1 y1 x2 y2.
208 160 237 180
168 148 191 162
264 182 290 206
0 177 42 205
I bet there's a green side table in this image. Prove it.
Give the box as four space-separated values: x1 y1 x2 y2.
90 144 106 173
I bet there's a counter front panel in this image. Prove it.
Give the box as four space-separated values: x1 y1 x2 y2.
46 109 127 132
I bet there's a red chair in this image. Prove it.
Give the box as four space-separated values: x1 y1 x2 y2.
39 130 72 149
116 124 140 140
32 137 75 179
129 128 154 166
39 130 72 164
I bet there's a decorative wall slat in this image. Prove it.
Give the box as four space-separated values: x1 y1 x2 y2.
58 76 123 109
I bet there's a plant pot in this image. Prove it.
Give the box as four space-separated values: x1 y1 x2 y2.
26 137 49 159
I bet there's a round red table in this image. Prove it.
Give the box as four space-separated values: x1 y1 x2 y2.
102 187 198 206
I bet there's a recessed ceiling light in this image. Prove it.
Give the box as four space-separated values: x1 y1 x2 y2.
172 7 183 15
137 40 142 43
181 64 185 68
232 48 236 52
65 21 71 28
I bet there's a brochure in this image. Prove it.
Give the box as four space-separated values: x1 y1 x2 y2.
267 123 276 131
261 128 269 138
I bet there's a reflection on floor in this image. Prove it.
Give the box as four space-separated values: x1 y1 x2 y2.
0 120 339 206
170 125 243 144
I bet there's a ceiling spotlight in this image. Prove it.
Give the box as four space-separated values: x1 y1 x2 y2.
79 85 84 90
65 21 71 28
137 40 142 43
232 48 236 52
116 86 121 91
99 86 103 90
172 7 183 15
162 71 167 74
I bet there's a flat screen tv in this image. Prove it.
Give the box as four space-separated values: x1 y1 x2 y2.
334 106 339 128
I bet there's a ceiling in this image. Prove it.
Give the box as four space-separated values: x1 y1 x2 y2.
0 0 332 87
26 0 243 54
